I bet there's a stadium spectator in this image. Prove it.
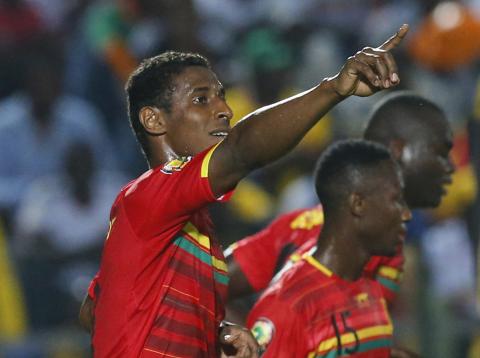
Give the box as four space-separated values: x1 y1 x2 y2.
14 141 125 329
0 34 115 226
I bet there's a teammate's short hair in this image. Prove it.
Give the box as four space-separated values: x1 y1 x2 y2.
314 139 393 215
125 51 211 158
363 91 446 144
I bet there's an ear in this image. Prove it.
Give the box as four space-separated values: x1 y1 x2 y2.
388 139 405 162
139 106 167 135
349 192 366 217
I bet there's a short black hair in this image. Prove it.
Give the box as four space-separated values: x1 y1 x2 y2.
364 91 446 145
125 51 211 158
314 139 393 215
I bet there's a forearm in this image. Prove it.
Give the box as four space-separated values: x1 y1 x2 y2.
210 25 407 196
226 77 342 172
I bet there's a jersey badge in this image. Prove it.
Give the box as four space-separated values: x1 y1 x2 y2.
355 292 369 306
161 157 192 174
251 318 275 348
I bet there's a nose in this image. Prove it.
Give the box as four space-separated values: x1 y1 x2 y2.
215 99 233 124
402 204 412 223
445 155 455 175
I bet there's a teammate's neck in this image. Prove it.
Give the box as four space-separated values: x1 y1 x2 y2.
314 223 370 281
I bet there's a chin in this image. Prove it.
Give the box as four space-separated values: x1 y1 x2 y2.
375 246 397 257
383 250 397 257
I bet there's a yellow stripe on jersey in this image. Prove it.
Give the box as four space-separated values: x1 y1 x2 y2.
201 142 222 178
303 254 333 277
309 323 393 356
378 266 401 280
183 222 210 250
212 256 228 272
182 222 227 272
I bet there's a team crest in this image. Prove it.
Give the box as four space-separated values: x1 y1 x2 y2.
161 157 192 174
355 292 369 306
251 318 275 348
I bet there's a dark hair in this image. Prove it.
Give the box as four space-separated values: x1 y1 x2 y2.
364 91 446 145
314 139 392 215
125 51 211 158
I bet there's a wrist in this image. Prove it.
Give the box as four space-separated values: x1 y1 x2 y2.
319 75 348 102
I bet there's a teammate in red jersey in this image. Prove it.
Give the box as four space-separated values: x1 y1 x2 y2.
226 92 454 309
79 26 408 357
247 140 418 357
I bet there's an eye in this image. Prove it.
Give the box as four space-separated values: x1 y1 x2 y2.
218 89 226 100
193 96 208 104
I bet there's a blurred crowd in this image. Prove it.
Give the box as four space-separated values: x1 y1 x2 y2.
1 0 480 357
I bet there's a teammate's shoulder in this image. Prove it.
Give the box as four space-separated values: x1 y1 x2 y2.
288 205 324 230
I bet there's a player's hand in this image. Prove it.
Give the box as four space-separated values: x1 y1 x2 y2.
332 24 409 97
391 346 422 358
220 323 260 358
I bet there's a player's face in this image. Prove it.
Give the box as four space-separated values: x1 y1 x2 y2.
163 66 233 157
400 117 454 209
361 162 412 256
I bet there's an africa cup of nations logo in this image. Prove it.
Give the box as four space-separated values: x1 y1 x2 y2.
161 157 192 174
251 318 275 349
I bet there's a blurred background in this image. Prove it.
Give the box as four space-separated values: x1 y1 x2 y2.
1 0 480 356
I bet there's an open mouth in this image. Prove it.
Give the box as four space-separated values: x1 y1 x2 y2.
209 130 229 138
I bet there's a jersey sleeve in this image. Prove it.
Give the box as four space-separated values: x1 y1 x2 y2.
87 274 99 300
227 211 301 292
248 299 307 357
124 144 232 234
363 244 404 304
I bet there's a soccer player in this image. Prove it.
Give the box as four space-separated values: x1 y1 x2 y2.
226 92 454 308
247 139 413 357
81 25 408 357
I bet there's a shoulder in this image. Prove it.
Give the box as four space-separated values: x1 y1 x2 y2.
267 259 328 306
122 154 202 197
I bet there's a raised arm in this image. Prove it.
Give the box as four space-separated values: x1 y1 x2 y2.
209 25 408 197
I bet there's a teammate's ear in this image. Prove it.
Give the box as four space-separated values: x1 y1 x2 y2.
349 192 366 217
388 139 405 162
139 106 167 135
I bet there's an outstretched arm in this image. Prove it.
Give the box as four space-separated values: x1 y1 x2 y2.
209 25 409 197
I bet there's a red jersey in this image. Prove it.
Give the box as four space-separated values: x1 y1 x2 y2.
247 253 393 357
228 206 403 303
92 145 230 357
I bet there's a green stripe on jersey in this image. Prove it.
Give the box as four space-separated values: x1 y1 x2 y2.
377 276 400 293
214 271 229 285
174 236 229 285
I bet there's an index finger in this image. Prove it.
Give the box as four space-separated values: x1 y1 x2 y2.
379 24 409 51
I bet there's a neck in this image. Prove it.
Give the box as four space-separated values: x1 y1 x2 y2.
313 220 370 281
147 140 181 169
